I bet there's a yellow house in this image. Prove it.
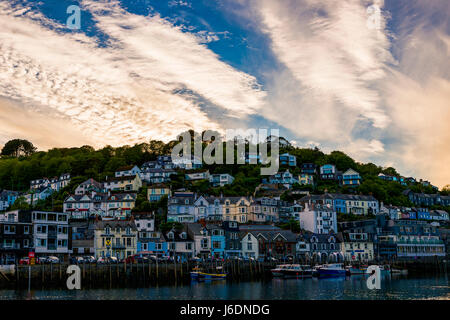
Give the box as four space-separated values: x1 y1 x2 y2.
222 197 251 223
105 193 137 219
104 174 142 192
93 220 137 259
298 173 314 185
343 195 379 215
147 183 171 202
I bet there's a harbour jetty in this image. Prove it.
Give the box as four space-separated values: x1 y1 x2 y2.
1 259 448 290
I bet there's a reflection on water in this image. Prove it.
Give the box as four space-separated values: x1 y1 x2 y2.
0 275 448 300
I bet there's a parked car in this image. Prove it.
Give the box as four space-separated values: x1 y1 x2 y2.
36 257 45 264
70 256 85 264
19 257 30 265
83 256 96 263
46 256 60 264
125 254 150 264
160 255 173 263
106 256 118 264
97 257 106 264
229 256 243 261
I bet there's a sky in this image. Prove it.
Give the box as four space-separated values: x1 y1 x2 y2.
0 0 449 188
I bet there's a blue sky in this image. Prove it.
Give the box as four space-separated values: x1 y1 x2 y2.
0 0 449 188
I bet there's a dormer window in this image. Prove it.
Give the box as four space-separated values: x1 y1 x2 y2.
168 232 174 239
181 232 187 239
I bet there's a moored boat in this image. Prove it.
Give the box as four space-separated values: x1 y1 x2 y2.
346 265 368 275
271 264 291 277
391 268 408 275
280 264 314 278
190 266 227 281
316 263 346 278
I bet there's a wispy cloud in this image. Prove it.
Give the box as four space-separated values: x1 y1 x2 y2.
0 0 265 148
381 0 450 188
253 0 392 137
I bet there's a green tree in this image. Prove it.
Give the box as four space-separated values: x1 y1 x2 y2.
10 196 30 210
1 139 37 157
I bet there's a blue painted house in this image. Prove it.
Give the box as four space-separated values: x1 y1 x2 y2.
207 224 225 258
417 208 431 220
341 169 361 186
279 153 297 167
143 231 168 256
0 190 20 211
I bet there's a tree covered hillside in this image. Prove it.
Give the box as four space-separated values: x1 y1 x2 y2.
1 133 449 214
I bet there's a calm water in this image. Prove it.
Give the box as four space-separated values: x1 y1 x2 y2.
1 275 448 300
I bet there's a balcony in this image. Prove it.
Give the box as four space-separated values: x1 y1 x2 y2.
397 239 444 245
0 243 21 249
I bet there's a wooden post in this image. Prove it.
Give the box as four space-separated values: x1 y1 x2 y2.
174 258 177 285
156 258 159 283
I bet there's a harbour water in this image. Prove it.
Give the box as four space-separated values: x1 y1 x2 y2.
0 274 448 300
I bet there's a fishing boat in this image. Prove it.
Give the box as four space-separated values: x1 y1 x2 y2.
346 265 368 275
280 264 314 278
271 264 291 277
190 266 227 281
315 263 347 278
366 264 391 275
391 268 408 275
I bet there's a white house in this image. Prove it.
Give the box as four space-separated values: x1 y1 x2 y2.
185 170 210 181
209 173 234 187
298 203 338 235
240 232 259 259
115 165 142 178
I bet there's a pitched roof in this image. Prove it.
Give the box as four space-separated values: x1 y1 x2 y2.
116 165 139 172
105 175 140 182
94 220 137 230
342 168 360 176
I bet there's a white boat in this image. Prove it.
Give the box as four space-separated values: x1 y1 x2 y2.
391 268 408 275
279 264 314 278
271 264 291 277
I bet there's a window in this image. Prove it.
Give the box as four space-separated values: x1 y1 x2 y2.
24 226 30 234
4 225 16 234
247 243 252 250
213 241 221 249
186 243 192 250
37 225 47 234
201 238 208 249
